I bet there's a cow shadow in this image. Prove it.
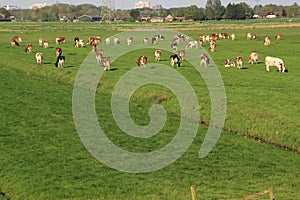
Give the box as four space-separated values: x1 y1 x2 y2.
63 65 74 68
108 68 118 71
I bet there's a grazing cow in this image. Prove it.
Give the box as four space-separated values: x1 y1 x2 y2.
247 33 256 40
200 53 209 67
35 52 43 64
56 37 65 45
55 47 62 57
43 41 49 48
137 56 147 68
102 57 111 71
236 56 243 69
12 36 22 42
265 56 286 72
224 59 235 67
186 41 198 49
231 33 236 41
154 34 165 40
209 40 216 52
75 39 85 48
178 50 185 60
171 42 178 51
87 36 101 46
248 52 258 64
96 48 104 63
57 55 65 68
11 39 20 46
105 38 110 45
127 36 133 45
25 44 32 53
114 38 120 45
152 37 157 44
154 50 161 61
219 33 229 39
39 38 43 46
263 37 271 46
143 38 148 45
170 54 180 67
275 34 281 40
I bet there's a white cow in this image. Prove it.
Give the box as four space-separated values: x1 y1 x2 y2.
248 52 258 64
35 52 43 64
265 56 286 72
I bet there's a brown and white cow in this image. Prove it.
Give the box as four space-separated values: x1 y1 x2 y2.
224 59 235 67
178 50 185 60
137 56 147 68
236 56 243 69
275 34 281 40
11 39 20 46
209 40 216 52
102 57 111 71
265 56 286 72
55 47 62 57
247 33 257 40
25 44 32 53
43 41 49 48
56 37 65 45
263 37 271 46
12 36 22 43
96 48 104 63
88 36 101 46
248 52 258 64
200 53 209 67
186 41 198 49
154 50 161 61
35 52 43 64
170 54 180 67
75 39 85 48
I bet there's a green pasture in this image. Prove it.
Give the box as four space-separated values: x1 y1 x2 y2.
0 21 300 199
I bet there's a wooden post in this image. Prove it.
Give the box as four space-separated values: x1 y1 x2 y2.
269 188 275 200
190 185 197 200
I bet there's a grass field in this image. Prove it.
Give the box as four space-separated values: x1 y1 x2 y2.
0 21 300 199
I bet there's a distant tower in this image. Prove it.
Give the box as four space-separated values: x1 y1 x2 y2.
101 0 116 22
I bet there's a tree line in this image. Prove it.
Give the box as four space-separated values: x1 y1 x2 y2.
1 1 299 22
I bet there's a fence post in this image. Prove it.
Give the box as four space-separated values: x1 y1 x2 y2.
190 185 197 200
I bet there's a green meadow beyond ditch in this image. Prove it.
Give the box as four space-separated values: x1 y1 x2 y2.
0 21 300 199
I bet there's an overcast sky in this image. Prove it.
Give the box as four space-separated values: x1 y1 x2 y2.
0 0 298 9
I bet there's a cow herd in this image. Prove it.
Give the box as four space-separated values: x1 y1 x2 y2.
10 30 287 73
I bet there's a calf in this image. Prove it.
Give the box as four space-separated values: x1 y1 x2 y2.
137 56 147 68
224 59 235 67
248 52 258 64
154 50 161 61
236 56 243 69
96 48 104 63
178 50 185 60
56 37 65 45
57 55 65 68
102 57 111 71
200 53 209 67
143 38 148 45
35 52 43 64
171 42 177 51
55 47 62 57
25 44 32 53
247 33 256 40
151 37 157 45
43 41 49 48
170 54 180 67
265 56 286 72
75 39 85 48
263 37 271 46
209 41 216 52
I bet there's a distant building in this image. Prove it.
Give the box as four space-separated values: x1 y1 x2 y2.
29 3 47 10
135 1 150 9
140 13 151 21
1 5 20 10
165 14 173 22
151 17 164 23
